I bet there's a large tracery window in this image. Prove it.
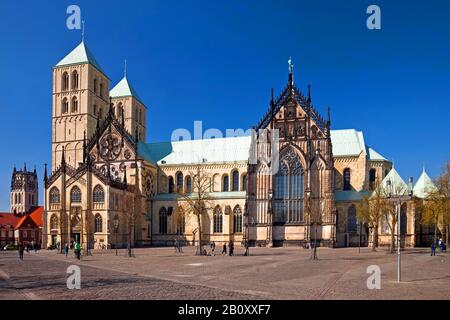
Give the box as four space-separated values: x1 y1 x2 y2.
95 214 103 233
159 207 168 234
233 205 243 234
93 185 105 203
49 187 60 204
274 148 304 224
347 205 357 233
70 186 82 203
213 206 223 233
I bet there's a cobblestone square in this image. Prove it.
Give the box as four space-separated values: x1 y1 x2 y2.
0 246 449 300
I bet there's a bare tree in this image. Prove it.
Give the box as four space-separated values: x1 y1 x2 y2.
179 165 213 256
421 160 450 246
357 179 387 251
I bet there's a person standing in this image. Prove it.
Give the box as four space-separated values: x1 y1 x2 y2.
431 242 436 256
18 242 24 261
64 243 69 258
210 241 215 256
75 242 81 260
222 243 227 255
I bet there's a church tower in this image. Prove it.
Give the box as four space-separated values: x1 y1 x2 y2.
110 74 147 141
10 164 38 214
52 40 110 171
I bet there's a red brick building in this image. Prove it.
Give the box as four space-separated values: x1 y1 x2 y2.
0 206 43 246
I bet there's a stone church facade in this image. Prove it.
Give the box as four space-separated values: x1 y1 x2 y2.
43 40 397 249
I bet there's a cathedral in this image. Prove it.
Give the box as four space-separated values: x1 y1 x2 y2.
44 40 435 250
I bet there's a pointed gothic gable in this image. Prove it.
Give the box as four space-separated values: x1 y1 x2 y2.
256 82 328 138
86 108 137 163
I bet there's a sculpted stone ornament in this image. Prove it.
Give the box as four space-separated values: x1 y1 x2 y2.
99 133 122 161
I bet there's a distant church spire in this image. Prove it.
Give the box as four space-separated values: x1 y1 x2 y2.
124 59 127 78
288 57 294 87
307 83 311 104
81 20 85 42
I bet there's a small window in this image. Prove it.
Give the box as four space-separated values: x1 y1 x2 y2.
241 174 247 191
72 71 79 90
71 97 78 113
62 98 69 114
62 72 69 91
99 82 104 98
93 78 98 94
185 176 192 193
369 169 377 190
222 175 229 192
168 176 175 193
231 170 239 191
93 104 97 116
176 172 183 193
343 168 351 191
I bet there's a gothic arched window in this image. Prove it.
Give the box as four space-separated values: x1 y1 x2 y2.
95 214 103 233
213 206 223 233
159 207 167 234
347 205 357 233
72 70 79 90
49 187 60 204
231 170 239 192
222 175 229 192
93 185 105 203
343 168 351 191
274 148 305 223
62 72 69 91
233 205 243 234
71 96 78 113
185 176 192 193
70 186 81 203
62 98 69 114
241 174 247 191
176 172 183 193
50 214 59 230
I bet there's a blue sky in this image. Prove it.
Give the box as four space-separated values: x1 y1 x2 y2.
0 0 449 211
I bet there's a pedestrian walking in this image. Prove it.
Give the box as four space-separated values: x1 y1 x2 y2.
64 243 69 258
229 241 234 256
210 241 215 256
431 242 436 256
18 242 24 261
222 243 227 255
174 239 179 253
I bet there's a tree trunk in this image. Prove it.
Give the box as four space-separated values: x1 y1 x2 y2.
372 225 379 251
434 222 437 247
389 222 396 254
196 214 203 256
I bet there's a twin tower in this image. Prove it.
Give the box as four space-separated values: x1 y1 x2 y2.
51 40 147 171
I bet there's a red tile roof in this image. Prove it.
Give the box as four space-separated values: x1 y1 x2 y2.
0 206 43 229
0 212 21 228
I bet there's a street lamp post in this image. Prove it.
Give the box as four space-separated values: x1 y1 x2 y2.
114 216 119 256
386 176 413 283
